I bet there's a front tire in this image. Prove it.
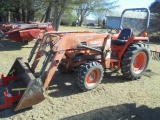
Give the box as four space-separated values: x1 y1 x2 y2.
77 61 104 91
121 43 150 80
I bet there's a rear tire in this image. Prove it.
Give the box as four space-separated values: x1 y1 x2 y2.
77 61 104 91
121 43 150 80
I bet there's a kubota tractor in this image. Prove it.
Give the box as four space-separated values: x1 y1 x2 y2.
0 8 151 111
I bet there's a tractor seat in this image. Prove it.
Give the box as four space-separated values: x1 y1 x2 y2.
112 28 133 45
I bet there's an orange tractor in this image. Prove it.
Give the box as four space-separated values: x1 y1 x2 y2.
0 8 151 111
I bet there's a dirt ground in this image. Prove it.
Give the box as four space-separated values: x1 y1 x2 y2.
0 35 160 120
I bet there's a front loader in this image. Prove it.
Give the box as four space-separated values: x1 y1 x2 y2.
0 8 151 111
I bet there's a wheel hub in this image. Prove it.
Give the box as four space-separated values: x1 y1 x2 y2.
133 52 147 74
89 72 96 81
86 69 100 84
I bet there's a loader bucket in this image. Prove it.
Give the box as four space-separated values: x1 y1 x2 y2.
6 58 45 111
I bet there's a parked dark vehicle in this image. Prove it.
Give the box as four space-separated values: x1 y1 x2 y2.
86 23 95 26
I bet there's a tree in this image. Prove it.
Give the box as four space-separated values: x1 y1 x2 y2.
0 0 45 22
61 11 78 26
51 0 69 31
44 1 52 22
93 11 105 27
149 0 160 31
75 0 118 26
26 0 35 22
0 0 119 31
102 19 106 28
0 0 17 22
75 0 94 26
92 0 118 27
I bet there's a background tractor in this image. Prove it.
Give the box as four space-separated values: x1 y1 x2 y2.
0 22 54 43
0 8 151 111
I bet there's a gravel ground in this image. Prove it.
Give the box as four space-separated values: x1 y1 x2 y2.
0 39 160 120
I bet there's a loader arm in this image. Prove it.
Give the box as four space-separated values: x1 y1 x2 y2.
31 33 81 88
